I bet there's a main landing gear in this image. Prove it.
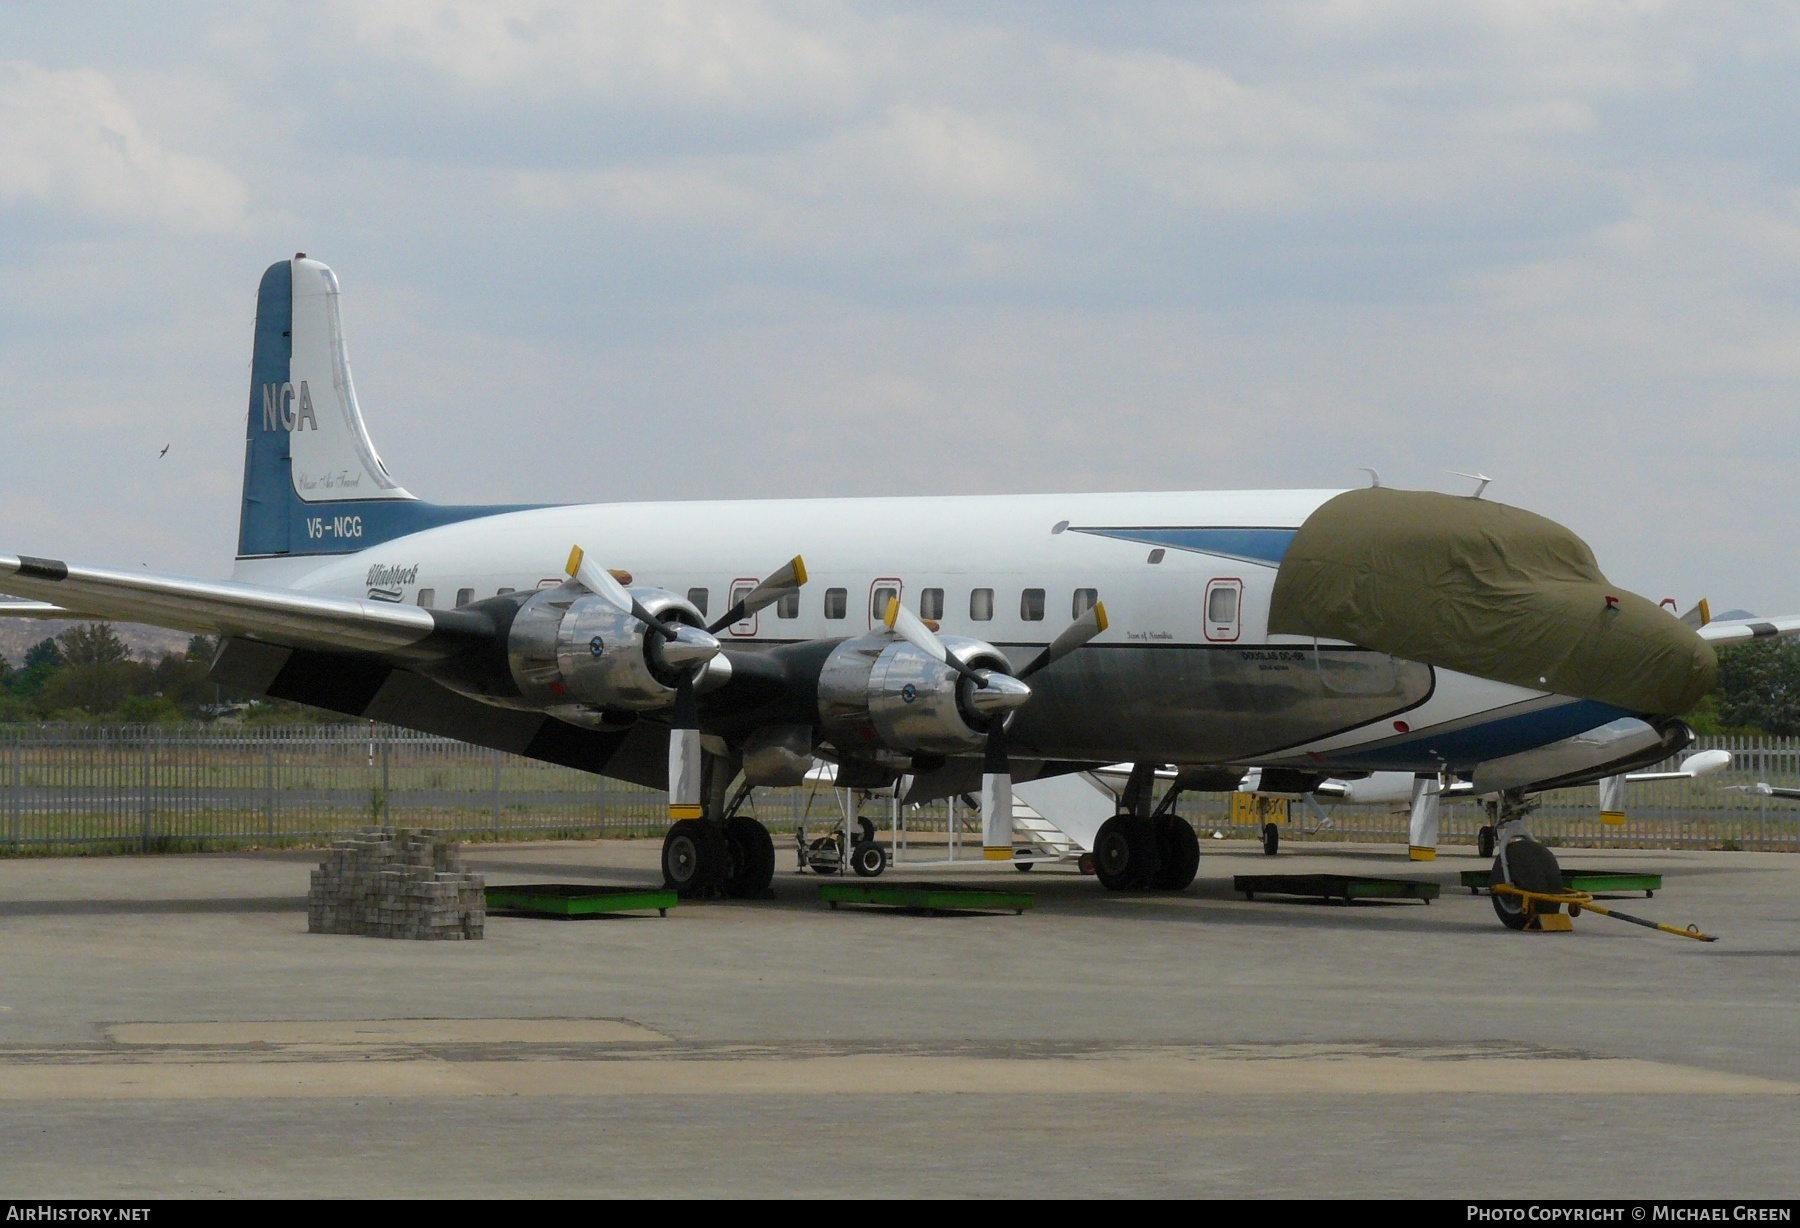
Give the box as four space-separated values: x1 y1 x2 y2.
1484 791 1564 931
661 779 776 900
1092 763 1201 892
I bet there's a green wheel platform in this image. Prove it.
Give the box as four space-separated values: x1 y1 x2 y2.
1233 874 1439 905
1459 869 1661 897
485 883 677 918
818 882 1033 915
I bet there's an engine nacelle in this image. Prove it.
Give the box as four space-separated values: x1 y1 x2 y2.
507 585 712 712
817 635 1020 756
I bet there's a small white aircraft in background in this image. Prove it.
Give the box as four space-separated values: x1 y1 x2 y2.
4 254 1797 931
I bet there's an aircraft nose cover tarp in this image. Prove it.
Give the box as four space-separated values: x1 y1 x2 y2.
1266 488 1716 715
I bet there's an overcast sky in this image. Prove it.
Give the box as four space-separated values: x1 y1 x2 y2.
1 2 1797 613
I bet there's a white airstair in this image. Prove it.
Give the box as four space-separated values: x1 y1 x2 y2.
1010 796 1085 860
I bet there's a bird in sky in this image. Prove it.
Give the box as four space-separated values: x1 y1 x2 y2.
159 444 169 457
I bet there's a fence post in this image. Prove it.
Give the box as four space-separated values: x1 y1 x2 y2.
8 732 18 855
139 729 152 853
264 739 275 841
491 745 502 840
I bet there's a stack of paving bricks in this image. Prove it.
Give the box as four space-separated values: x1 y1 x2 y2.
308 826 485 940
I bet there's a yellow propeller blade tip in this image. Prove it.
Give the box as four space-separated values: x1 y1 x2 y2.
565 545 584 577
1093 602 1109 633
791 556 808 587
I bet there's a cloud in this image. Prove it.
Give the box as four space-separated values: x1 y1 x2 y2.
0 61 245 231
337 0 857 114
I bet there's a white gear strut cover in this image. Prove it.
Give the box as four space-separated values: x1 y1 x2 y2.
1598 774 1627 825
981 767 1013 860
668 728 703 821
1408 773 1442 861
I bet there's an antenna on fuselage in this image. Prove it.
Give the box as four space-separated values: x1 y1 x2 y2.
1450 470 1492 498
1355 467 1381 489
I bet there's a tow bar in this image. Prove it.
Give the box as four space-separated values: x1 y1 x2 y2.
1489 883 1717 942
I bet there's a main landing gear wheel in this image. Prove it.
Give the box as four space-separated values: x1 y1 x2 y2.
1477 825 1496 859
1262 822 1280 856
722 815 775 899
1490 838 1564 931
662 818 726 899
850 841 887 878
1151 816 1200 891
1094 814 1160 891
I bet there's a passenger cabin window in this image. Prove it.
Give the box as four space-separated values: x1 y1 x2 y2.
970 588 994 621
920 588 944 621
824 588 847 619
1020 588 1045 621
496 587 515 596
687 588 709 617
1072 588 1098 618
456 587 474 607
416 588 435 609
776 591 799 619
870 583 899 625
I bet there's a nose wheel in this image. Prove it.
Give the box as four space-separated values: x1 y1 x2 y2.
1490 836 1564 930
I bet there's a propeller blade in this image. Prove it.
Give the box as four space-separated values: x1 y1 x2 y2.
883 596 987 686
566 545 677 640
667 674 703 822
980 721 1014 861
707 555 809 634
1017 601 1108 680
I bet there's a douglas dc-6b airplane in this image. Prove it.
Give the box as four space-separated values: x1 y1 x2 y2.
4 256 1796 929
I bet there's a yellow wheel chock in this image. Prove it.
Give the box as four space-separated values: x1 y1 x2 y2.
1488 883 1717 942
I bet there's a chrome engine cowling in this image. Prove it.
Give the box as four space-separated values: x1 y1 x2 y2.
817 634 1020 756
507 585 711 712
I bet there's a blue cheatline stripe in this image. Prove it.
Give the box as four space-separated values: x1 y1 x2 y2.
261 498 549 558
1068 526 1297 567
1317 699 1636 772
235 258 550 558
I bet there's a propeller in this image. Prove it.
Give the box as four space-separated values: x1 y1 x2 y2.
707 555 809 634
882 595 1108 860
565 544 720 824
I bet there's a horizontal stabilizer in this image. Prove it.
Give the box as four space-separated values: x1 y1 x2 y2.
0 599 71 619
0 551 446 657
1697 614 1800 645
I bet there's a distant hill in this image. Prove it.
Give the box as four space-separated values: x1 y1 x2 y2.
1714 609 1757 622
0 620 193 668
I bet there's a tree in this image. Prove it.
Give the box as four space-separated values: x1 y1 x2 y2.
1713 640 1800 735
57 622 130 666
23 638 62 672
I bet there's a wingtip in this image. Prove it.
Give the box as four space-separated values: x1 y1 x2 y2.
565 545 584 578
791 555 808 587
883 596 900 629
1093 601 1109 633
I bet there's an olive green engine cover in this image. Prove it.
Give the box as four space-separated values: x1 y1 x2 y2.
1267 489 1715 716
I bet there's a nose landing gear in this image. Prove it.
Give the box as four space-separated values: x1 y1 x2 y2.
1484 791 1564 931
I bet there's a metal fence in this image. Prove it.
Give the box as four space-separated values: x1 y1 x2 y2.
2 724 1797 856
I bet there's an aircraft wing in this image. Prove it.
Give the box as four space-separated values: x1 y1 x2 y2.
1698 616 1800 645
0 552 458 657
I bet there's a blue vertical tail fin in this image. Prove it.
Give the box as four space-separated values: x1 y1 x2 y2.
238 255 536 559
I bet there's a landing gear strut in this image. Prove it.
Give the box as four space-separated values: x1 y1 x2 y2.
1486 791 1563 931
